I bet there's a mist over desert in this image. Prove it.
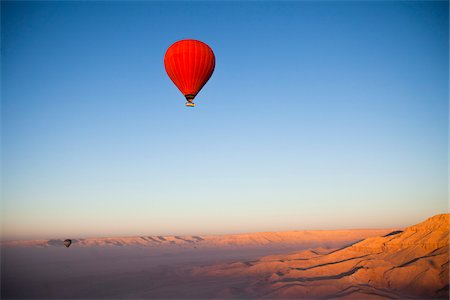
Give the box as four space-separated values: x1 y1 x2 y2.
2 214 448 299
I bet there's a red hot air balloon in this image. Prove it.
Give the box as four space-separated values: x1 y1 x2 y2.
164 39 215 107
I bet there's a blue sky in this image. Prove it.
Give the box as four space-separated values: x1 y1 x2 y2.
2 1 448 240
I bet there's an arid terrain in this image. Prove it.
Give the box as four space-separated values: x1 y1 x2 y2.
190 214 449 299
1 215 448 299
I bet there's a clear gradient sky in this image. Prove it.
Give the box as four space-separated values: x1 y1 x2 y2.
1 1 448 240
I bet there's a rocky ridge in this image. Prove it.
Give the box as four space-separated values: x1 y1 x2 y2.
191 214 449 299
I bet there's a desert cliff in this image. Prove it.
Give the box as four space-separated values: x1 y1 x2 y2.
192 214 449 299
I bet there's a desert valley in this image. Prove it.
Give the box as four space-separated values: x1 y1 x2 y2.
1 214 448 299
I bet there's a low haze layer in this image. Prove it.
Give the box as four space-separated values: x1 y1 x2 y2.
2 229 391 298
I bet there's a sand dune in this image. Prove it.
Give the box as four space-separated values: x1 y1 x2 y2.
190 214 449 299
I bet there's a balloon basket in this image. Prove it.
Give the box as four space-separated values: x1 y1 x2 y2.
185 102 195 107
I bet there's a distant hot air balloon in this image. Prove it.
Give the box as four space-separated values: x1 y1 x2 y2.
63 239 72 248
164 39 215 107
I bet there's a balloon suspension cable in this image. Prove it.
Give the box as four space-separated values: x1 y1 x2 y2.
185 94 196 107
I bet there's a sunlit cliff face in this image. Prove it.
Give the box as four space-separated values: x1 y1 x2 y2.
190 214 449 299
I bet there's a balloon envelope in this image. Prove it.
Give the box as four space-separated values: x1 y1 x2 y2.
164 39 215 106
63 239 72 248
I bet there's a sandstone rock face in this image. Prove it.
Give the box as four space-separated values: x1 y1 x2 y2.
192 214 449 299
